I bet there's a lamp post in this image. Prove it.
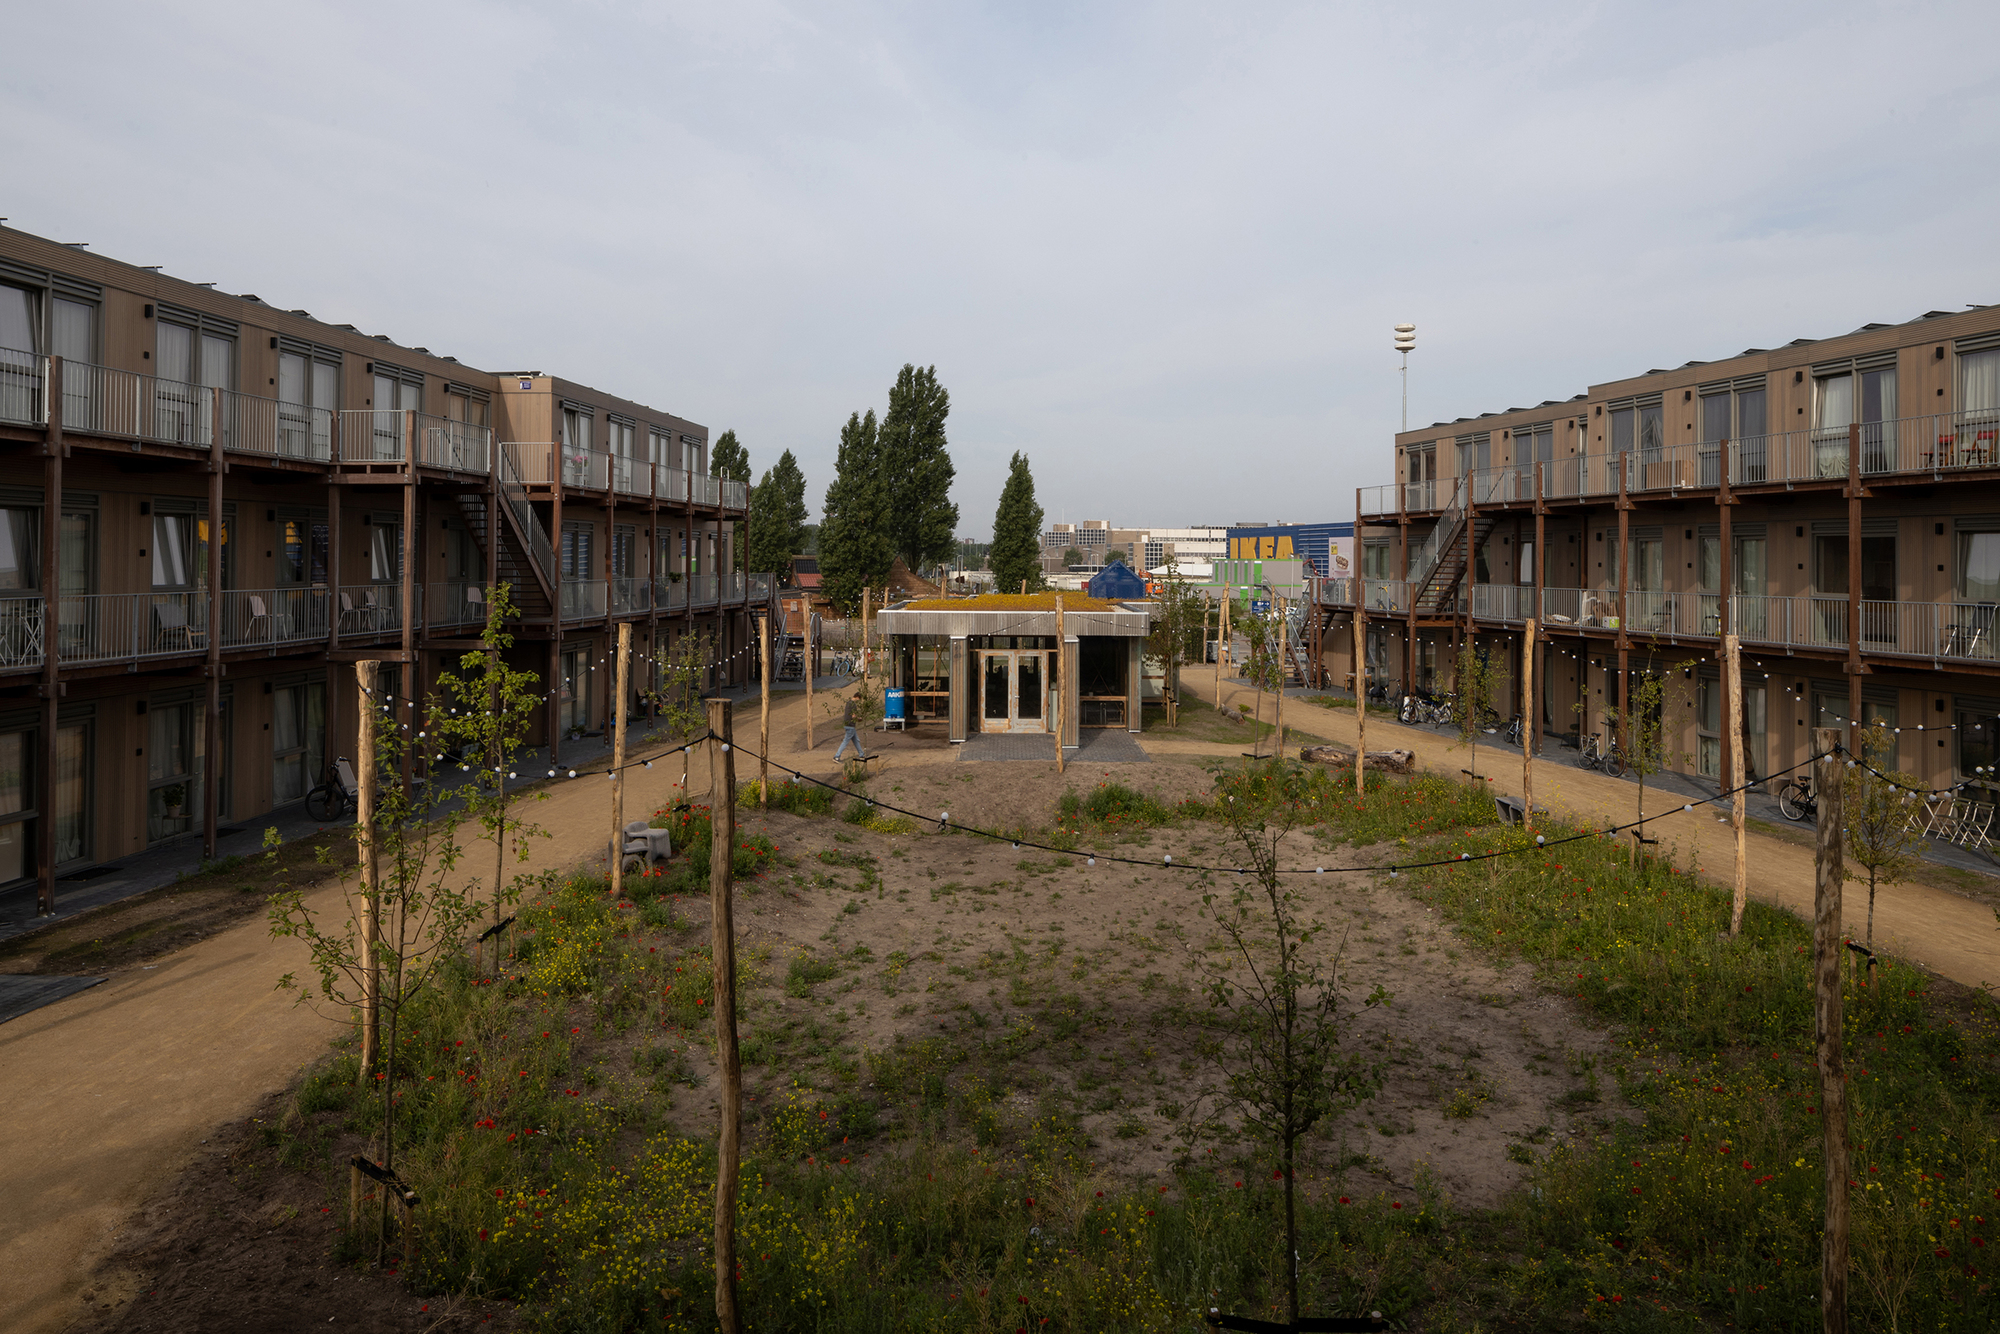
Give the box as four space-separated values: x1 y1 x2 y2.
1394 322 1416 433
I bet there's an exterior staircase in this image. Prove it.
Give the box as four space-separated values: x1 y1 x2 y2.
1406 480 1493 616
454 492 554 621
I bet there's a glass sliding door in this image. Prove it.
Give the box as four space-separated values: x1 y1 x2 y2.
54 723 86 866
147 702 202 843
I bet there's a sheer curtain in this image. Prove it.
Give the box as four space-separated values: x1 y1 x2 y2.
1962 349 2000 420
0 509 39 590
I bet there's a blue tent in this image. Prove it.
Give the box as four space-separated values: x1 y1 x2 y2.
1086 563 1148 600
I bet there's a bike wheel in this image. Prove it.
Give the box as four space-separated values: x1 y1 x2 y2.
306 785 339 822
1603 751 1626 779
1778 783 1809 822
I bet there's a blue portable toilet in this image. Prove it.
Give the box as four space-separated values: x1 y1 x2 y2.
1086 562 1148 600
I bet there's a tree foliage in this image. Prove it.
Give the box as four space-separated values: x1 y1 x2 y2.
988 451 1045 596
818 410 893 614
1844 718 1925 950
878 364 958 575
710 428 751 484
1145 560 1205 723
1452 638 1511 779
747 449 809 578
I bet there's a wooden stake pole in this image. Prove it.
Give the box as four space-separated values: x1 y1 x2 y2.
1055 597 1067 773
1354 592 1367 797
804 616 816 751
861 587 872 688
1274 594 1287 759
1522 620 1536 832
758 613 770 808
708 697 743 1334
1727 634 1749 935
356 660 381 1082
1812 725 1849 1334
611 623 631 898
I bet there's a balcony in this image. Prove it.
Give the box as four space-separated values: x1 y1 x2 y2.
1362 411 2000 517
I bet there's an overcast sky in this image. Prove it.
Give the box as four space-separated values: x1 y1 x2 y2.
7 1 1998 536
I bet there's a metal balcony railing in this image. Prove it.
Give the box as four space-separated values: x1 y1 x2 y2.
428 582 492 631
560 580 607 621
414 414 491 474
0 595 44 670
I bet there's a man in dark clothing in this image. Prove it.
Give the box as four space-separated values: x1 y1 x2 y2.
835 695 866 761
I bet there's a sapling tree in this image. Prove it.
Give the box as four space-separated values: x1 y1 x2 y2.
1451 638 1511 780
1194 759 1389 1327
1844 718 1925 950
1610 661 1692 862
267 672 478 1265
1238 599 1284 758
1145 560 1205 726
432 582 550 931
646 629 711 801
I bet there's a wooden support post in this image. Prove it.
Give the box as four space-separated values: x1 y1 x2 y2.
861 587 872 689
1354 587 1367 797
804 615 816 751
401 412 417 793
1847 421 1864 741
1055 597 1066 773
1616 474 1631 760
356 660 382 1081
1726 634 1748 935
758 612 770 807
37 358 62 916
1812 726 1849 1334
707 698 742 1334
204 387 224 862
1522 619 1536 832
1533 463 1546 756
611 623 631 897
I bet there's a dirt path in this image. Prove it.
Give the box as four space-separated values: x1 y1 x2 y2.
1172 664 2000 993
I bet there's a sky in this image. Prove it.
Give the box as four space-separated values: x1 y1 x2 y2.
7 1 1999 537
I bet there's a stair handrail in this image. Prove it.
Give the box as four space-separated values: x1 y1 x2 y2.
497 442 558 593
1407 477 1466 591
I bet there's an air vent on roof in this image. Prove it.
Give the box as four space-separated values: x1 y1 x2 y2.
1740 348 1769 355
414 347 429 354
1787 338 1817 346
443 356 458 363
1922 311 1956 320
337 324 357 331
374 334 390 342
290 309 310 317
1680 360 1707 368
1852 323 1891 333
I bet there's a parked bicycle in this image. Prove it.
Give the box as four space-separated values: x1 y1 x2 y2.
304 757 358 822
1777 773 1817 823
1578 733 1626 778
1505 714 1524 746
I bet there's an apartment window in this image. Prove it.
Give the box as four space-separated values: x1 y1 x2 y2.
278 513 328 587
1360 542 1391 582
650 428 677 472
1455 432 1490 478
0 283 35 355
612 525 636 579
1814 357 1896 474
368 524 400 584
562 407 595 485
154 313 235 445
0 508 37 590
146 698 205 843
1959 524 2000 604
681 435 706 475
1517 540 1534 586
369 364 424 460
1960 346 2000 420
608 417 639 490
277 341 340 458
444 386 489 429
151 500 230 591
272 680 326 806
1608 394 1664 483
442 523 479 583
1697 675 1721 779
559 644 591 735
1958 699 2000 781
0 728 31 883
561 522 595 581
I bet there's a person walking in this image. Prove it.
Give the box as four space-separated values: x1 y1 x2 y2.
834 693 867 761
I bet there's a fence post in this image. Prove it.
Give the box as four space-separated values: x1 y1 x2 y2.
758 612 770 807
1521 619 1536 831
1812 725 1849 1334
708 697 742 1334
1727 634 1748 935
611 622 630 897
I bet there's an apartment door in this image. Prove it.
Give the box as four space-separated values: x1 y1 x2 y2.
1733 536 1768 640
979 650 1048 734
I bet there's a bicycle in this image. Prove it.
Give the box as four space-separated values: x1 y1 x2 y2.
304 757 357 822
1579 733 1625 779
1777 774 1817 823
1505 714 1524 747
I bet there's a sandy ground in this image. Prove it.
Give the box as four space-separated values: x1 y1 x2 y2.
5 667 1998 1333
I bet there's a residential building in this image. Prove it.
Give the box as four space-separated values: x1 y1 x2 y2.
1311 306 2000 794
0 224 766 922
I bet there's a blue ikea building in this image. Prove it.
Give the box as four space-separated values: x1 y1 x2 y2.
1223 522 1354 579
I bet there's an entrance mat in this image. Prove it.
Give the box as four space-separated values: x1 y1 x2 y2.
958 730 1151 763
0 973 107 1025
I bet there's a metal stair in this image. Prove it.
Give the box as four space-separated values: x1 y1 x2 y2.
1406 480 1493 616
454 491 554 621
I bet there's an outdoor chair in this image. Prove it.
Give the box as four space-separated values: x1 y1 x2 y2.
616 820 673 873
1956 802 1994 851
154 603 206 652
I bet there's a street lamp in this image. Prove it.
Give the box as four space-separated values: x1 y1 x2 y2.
1393 323 1416 433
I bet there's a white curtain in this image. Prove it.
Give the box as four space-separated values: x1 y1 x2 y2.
1960 532 2000 602
1962 349 2000 417
0 509 38 590
153 515 192 588
1815 373 1853 430
51 298 93 364
0 286 34 353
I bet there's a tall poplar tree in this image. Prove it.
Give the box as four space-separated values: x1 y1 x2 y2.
746 449 809 577
878 364 958 576
710 429 751 569
989 451 1045 596
818 410 892 614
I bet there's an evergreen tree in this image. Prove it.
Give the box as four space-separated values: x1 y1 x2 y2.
710 429 751 483
818 410 892 613
746 449 809 577
878 364 958 576
711 430 752 569
989 451 1045 595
